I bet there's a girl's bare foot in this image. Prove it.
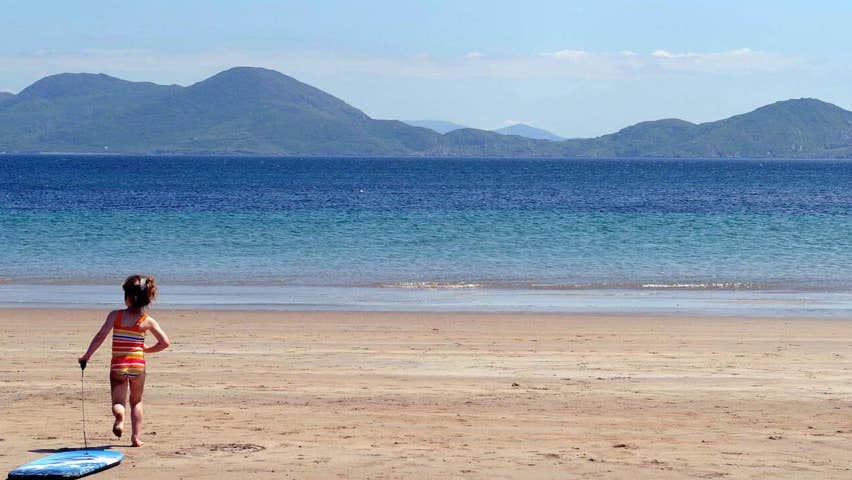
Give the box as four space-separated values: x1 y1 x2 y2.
111 405 125 438
131 437 144 447
112 418 124 438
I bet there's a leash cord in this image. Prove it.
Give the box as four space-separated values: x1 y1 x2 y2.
81 368 88 452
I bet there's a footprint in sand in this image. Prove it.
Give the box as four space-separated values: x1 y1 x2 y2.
206 443 266 454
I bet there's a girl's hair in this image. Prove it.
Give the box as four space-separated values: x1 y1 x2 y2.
122 275 158 309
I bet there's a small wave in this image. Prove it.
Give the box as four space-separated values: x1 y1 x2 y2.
639 282 757 290
376 281 483 289
375 280 770 291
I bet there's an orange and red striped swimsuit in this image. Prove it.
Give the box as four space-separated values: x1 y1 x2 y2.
111 310 147 377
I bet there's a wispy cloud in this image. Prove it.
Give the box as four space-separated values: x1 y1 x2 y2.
652 48 755 59
645 48 795 73
544 49 590 60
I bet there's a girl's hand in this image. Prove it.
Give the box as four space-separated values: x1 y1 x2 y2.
142 318 170 354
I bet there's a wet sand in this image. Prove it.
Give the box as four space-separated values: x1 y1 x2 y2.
1 309 850 479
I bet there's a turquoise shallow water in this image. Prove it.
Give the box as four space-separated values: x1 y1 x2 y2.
4 210 852 289
2 155 852 307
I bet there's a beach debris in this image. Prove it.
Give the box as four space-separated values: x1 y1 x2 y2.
511 382 520 387
768 435 783 440
612 443 628 448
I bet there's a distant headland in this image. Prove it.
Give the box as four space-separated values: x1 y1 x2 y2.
0 66 850 158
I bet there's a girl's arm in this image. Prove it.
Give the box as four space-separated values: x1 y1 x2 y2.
79 312 114 362
143 319 170 354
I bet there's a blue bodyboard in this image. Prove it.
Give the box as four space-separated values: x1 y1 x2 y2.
7 450 123 479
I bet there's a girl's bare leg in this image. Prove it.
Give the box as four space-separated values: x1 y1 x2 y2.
128 372 146 447
109 372 128 438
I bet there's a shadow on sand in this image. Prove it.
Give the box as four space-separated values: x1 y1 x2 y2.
28 445 122 454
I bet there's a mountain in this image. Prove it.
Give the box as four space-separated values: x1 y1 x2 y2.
403 120 468 134
580 99 852 158
579 118 700 157
684 98 852 157
493 123 563 141
0 68 850 157
0 92 13 105
114 67 439 155
0 68 443 155
0 73 180 152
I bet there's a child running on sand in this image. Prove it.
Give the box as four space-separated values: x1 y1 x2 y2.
79 275 170 447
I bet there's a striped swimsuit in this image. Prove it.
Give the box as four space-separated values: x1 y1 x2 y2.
111 310 147 377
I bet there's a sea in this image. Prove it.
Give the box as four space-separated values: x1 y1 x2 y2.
3 154 852 315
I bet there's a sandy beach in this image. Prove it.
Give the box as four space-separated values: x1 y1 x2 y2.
1 308 850 479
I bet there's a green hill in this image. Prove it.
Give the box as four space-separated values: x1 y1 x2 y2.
0 67 443 155
0 67 850 157
0 73 178 152
685 99 852 157
569 99 852 158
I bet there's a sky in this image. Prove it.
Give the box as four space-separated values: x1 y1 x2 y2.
2 0 851 137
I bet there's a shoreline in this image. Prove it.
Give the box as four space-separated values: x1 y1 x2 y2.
3 283 852 317
1 309 850 479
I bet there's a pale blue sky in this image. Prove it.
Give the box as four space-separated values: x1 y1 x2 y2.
2 1 851 136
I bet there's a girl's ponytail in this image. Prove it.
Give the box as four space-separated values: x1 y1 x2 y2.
122 275 158 308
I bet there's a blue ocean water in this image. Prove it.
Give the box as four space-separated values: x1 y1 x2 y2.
2 155 852 294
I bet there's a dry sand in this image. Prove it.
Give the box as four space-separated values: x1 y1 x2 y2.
1 308 850 479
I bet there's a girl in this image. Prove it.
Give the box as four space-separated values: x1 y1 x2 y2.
79 275 170 447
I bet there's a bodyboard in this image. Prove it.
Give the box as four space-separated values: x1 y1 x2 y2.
7 450 123 479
